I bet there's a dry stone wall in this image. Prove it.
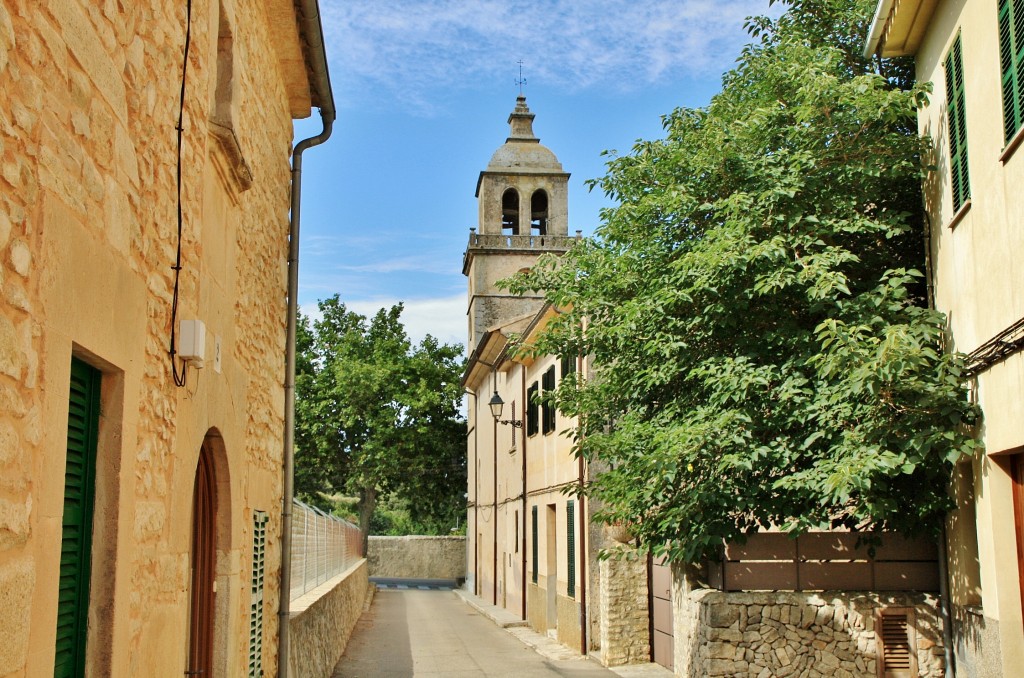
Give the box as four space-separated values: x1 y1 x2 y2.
678 589 944 677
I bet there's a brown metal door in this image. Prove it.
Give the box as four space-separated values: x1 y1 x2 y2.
187 445 216 676
650 554 673 670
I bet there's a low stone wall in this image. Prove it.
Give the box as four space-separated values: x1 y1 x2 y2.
677 589 944 677
288 560 370 678
367 536 465 580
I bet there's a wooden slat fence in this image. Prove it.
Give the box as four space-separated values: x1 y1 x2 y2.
707 531 939 592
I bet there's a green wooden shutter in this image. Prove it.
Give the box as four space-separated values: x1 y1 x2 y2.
55 358 101 678
526 383 539 437
531 506 538 584
999 0 1024 142
566 500 576 598
542 366 556 435
248 511 268 678
945 34 970 212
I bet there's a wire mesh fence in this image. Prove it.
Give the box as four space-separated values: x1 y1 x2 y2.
289 499 363 601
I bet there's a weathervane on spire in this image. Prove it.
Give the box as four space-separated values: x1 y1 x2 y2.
516 60 527 95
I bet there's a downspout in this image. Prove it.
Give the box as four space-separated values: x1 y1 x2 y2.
938 524 956 677
521 368 528 621
576 352 587 655
280 1 335 676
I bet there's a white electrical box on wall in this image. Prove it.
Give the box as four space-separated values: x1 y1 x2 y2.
178 319 207 368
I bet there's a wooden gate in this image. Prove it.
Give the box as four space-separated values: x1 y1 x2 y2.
650 554 673 670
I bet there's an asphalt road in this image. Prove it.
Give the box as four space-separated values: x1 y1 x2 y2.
333 588 620 677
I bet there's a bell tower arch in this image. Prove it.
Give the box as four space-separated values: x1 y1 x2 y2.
463 96 574 348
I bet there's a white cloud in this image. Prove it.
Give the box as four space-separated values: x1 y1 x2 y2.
301 294 467 348
321 0 774 113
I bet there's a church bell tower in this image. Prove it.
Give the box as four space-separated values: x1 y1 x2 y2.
463 96 574 349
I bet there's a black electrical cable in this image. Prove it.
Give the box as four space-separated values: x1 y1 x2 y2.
169 0 193 388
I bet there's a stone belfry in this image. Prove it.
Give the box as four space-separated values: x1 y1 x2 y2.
463 96 574 349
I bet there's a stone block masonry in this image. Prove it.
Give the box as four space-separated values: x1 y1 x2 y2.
367 536 466 580
598 554 650 666
677 589 944 677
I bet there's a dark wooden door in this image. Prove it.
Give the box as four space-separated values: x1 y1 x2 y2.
187 445 216 676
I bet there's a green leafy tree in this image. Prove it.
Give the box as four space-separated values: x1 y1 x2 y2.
507 0 977 563
294 296 466 548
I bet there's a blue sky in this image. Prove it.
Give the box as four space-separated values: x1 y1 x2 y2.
294 0 775 349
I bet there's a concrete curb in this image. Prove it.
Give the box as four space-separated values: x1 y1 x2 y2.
453 587 528 628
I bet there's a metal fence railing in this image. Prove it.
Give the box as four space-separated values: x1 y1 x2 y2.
289 499 363 601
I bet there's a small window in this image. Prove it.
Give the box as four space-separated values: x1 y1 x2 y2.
998 0 1024 143
542 366 556 435
531 190 548 235
526 382 539 437
502 188 520 235
944 33 970 212
877 608 918 678
560 354 576 378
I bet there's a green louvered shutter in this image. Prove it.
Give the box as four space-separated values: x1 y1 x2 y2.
566 501 576 598
531 506 538 584
248 511 268 677
945 34 970 212
55 359 101 678
999 0 1024 142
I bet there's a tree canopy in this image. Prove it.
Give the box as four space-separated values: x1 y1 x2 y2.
507 0 978 563
294 296 466 543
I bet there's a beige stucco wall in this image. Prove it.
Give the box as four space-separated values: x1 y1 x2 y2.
911 1 1024 675
366 536 466 580
288 560 370 678
0 0 313 675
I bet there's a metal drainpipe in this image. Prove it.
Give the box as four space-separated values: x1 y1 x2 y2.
521 368 527 621
279 2 336 676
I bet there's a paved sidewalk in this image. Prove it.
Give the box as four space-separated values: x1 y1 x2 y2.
454 589 673 678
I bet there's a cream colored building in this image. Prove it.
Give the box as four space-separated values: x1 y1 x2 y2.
0 0 332 676
867 1 1024 675
463 98 652 665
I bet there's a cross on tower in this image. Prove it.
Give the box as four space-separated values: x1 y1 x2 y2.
516 60 527 95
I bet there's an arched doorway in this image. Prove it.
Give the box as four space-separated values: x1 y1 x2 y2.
187 440 217 676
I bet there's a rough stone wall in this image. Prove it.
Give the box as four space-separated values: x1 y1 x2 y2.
677 589 945 678
0 0 308 675
598 555 650 666
288 560 370 678
367 536 466 580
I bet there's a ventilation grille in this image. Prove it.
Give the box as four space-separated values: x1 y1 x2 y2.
248 511 269 677
878 609 917 678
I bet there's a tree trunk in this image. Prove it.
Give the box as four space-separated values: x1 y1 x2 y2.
358 485 376 556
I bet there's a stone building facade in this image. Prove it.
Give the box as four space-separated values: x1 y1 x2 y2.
0 0 331 675
866 1 1024 675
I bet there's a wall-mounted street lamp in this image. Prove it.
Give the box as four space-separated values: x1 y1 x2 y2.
488 391 523 428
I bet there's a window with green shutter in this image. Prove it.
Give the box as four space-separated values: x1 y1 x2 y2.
526 382 539 437
945 33 970 212
248 511 268 678
541 366 556 435
55 358 101 678
531 505 538 584
566 501 576 598
999 0 1024 143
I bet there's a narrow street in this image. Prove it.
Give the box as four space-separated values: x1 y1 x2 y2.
333 588 628 678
